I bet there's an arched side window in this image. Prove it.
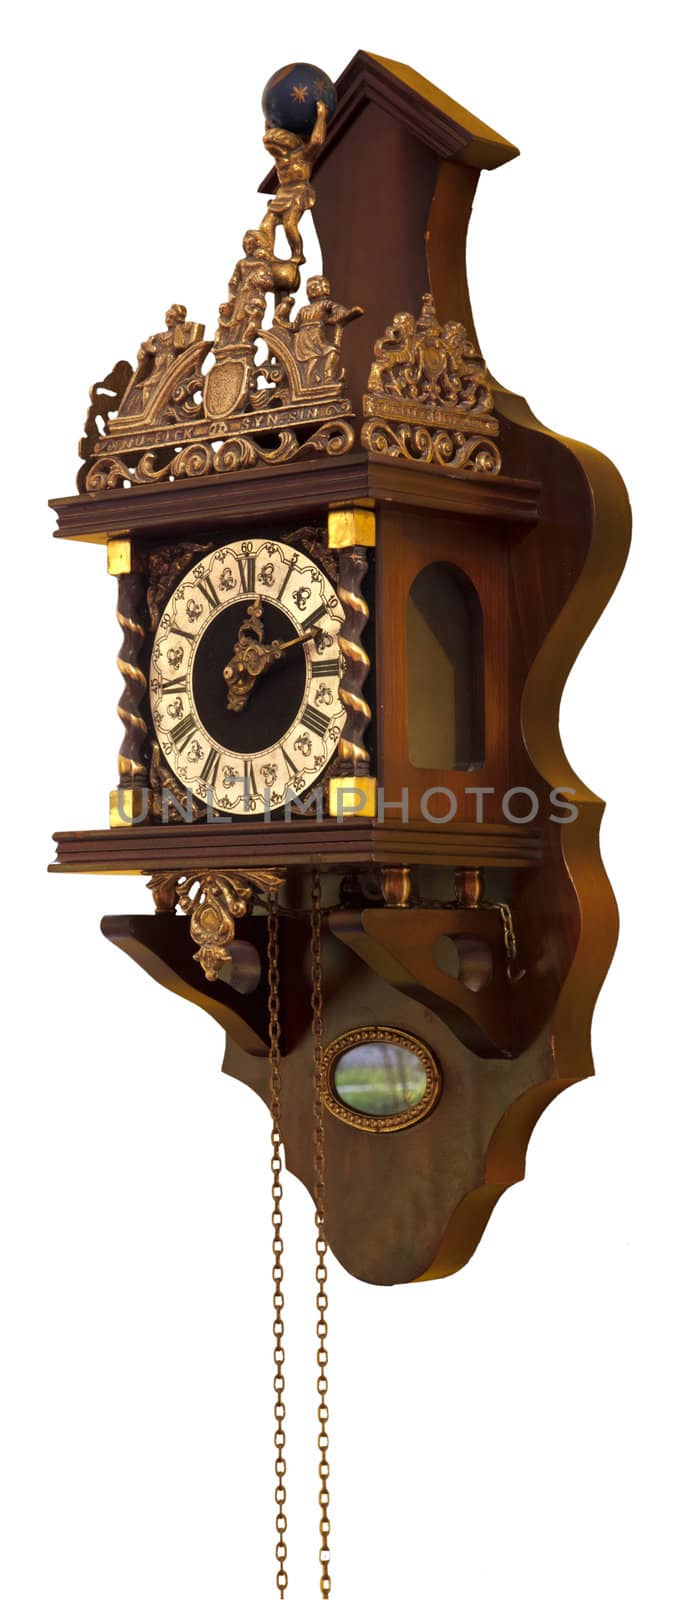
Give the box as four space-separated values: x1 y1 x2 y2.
407 563 485 770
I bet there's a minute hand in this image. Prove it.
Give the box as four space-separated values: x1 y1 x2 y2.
274 626 323 657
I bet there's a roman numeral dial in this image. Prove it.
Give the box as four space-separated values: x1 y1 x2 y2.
150 535 347 813
301 703 331 739
169 713 197 750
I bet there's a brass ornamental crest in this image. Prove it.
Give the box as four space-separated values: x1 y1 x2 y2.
361 293 501 472
79 100 363 490
77 91 500 491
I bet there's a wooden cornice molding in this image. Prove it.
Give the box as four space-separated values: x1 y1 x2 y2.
260 49 519 193
51 454 541 544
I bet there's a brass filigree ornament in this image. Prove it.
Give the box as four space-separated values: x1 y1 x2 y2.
146 541 212 632
148 742 204 823
80 102 362 491
282 523 339 586
148 869 285 981
361 293 501 472
77 361 133 492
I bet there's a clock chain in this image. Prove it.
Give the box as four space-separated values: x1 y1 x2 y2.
268 896 288 1599
310 870 332 1600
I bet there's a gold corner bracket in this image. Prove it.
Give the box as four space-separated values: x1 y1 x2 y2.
146 869 285 981
106 535 133 575
328 776 377 819
328 507 376 549
110 786 149 827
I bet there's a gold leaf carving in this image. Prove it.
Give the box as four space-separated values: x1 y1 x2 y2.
146 542 212 631
147 870 285 981
361 294 501 474
77 361 133 491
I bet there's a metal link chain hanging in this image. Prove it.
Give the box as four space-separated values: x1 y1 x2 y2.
488 900 522 981
310 869 332 1600
268 894 288 1599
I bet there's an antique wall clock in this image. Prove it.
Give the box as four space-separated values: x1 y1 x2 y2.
50 50 630 1594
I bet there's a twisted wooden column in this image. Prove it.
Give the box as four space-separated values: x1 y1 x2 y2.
337 544 372 777
116 571 148 784
108 539 149 825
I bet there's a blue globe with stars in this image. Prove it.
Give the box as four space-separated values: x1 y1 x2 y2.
261 62 337 136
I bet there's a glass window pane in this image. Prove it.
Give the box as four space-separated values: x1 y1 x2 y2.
407 562 484 770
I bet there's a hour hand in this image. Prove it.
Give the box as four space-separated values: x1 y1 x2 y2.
223 599 322 713
223 598 276 713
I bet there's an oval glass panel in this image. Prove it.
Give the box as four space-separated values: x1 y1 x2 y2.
334 1042 427 1116
324 1030 441 1132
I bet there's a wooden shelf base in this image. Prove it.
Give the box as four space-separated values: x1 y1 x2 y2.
51 817 543 874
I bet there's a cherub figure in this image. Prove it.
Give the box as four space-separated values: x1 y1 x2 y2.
259 100 329 265
292 277 363 386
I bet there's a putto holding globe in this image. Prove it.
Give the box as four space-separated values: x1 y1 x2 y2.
204 58 362 431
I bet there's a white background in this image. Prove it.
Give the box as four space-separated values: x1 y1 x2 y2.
2 2 685 1596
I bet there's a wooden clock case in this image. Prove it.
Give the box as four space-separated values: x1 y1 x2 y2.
50 53 630 1284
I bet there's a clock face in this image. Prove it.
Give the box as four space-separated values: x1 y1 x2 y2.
150 536 345 814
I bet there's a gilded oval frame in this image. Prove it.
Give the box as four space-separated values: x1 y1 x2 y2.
322 1026 442 1134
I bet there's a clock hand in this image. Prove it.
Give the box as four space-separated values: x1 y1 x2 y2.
271 625 323 655
223 598 274 712
223 602 323 712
